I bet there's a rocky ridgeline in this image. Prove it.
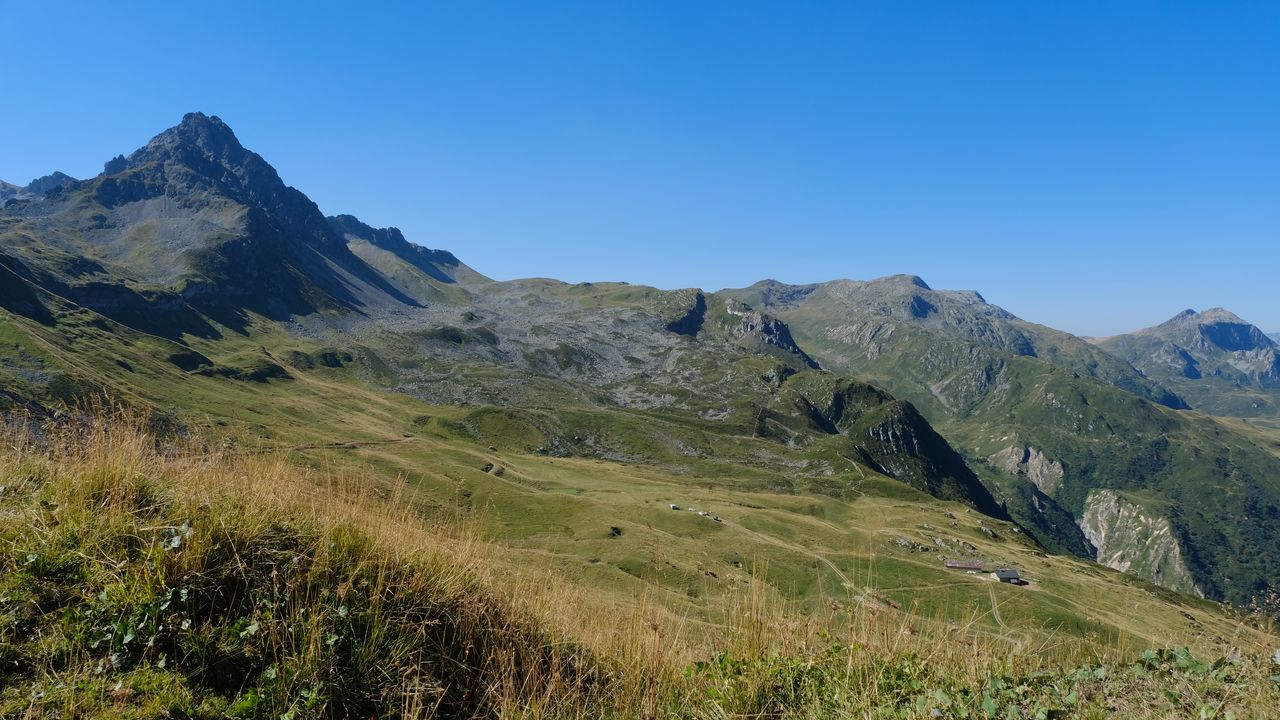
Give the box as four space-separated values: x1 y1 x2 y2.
0 172 76 204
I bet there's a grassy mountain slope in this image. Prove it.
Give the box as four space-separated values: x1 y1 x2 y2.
726 276 1186 411
0 281 1265 656
0 418 594 719
4 416 1278 719
0 289 1247 654
723 277 1280 605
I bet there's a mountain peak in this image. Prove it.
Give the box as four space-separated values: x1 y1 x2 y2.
1197 307 1247 324
1159 307 1249 329
1 172 76 203
1148 307 1273 353
174 112 241 150
94 112 324 240
875 274 932 290
1167 304 1244 322
173 111 237 142
182 110 225 128
24 171 76 196
327 214 467 284
127 111 252 170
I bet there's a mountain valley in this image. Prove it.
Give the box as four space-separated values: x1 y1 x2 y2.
3 113 1280 717
723 277 1280 603
5 112 1280 607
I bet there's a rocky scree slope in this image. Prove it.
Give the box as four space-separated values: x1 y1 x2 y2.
305 278 1008 516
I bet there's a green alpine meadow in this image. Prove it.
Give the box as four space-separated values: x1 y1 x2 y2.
5 4 1280 716
2 111 1279 718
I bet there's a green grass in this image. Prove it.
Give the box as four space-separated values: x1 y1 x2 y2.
0 418 598 719
5 289 1280 716
3 414 1280 718
721 281 1280 605
0 300 1265 653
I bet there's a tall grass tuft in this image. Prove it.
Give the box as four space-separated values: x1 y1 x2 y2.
0 412 603 718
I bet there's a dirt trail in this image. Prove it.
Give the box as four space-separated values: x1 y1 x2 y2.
732 523 854 588
988 585 1007 629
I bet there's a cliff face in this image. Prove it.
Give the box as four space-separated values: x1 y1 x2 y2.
851 400 1010 519
721 299 820 369
989 446 1065 495
1079 490 1202 597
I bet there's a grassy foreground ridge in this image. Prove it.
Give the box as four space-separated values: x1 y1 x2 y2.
2 413 1279 718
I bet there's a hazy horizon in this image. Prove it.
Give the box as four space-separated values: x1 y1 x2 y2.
3 2 1276 336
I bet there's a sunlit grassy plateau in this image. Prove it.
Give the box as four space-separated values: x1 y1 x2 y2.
2 301 1280 719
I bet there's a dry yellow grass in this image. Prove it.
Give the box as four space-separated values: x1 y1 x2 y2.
2 411 1278 718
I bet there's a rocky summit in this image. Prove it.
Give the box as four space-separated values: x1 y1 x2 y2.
0 171 76 204
1097 308 1280 419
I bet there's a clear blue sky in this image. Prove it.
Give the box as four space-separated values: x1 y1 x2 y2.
2 1 1276 336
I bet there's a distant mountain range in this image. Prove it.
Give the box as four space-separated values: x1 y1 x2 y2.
3 113 1280 607
722 278 1280 599
0 171 75 204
